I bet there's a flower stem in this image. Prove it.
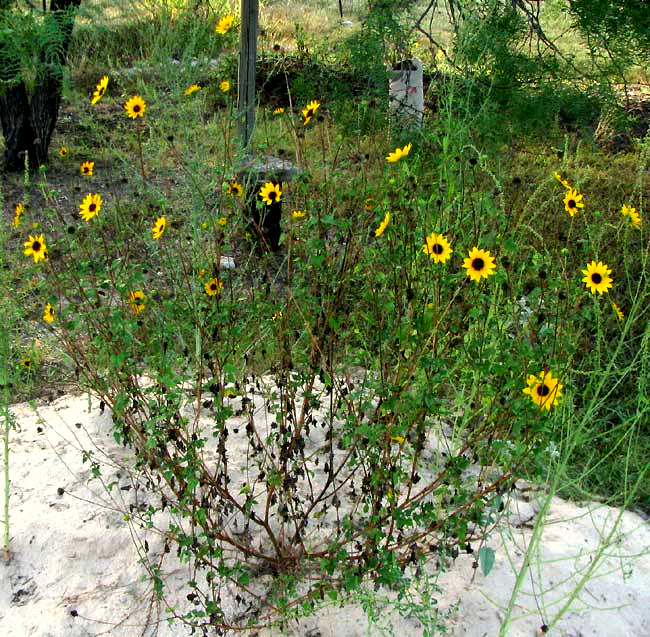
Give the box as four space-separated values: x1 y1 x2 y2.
136 122 147 181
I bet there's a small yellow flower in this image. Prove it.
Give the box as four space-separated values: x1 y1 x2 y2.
215 15 234 35
129 290 146 314
259 181 282 205
124 95 146 119
273 107 285 115
24 234 48 263
291 210 306 219
423 232 453 264
364 198 376 211
80 161 94 176
20 358 32 370
374 212 390 237
302 100 320 125
620 203 634 217
219 80 230 93
563 188 584 216
13 202 24 228
91 75 109 104
185 84 202 96
611 302 624 321
463 247 496 282
628 209 642 229
581 260 613 295
204 277 223 296
152 216 166 239
386 143 412 163
58 146 68 158
553 171 571 189
43 303 55 324
272 310 283 321
218 216 227 227
79 193 103 221
522 370 563 411
227 182 243 197
390 436 405 444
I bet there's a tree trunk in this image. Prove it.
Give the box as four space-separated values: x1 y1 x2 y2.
0 0 81 172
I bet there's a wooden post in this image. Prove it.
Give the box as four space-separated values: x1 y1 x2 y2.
237 0 258 151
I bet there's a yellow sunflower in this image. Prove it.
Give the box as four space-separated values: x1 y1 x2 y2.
364 198 376 211
423 232 453 264
374 212 390 237
129 290 146 314
563 188 584 216
463 246 496 282
79 193 103 221
58 146 68 158
227 182 243 197
80 161 94 176
291 210 306 219
386 143 412 163
302 100 320 125
204 277 223 296
273 107 285 115
628 209 642 229
185 84 202 96
215 15 234 35
219 80 231 93
581 260 613 295
152 216 166 239
24 234 48 263
91 75 109 104
611 302 624 321
13 202 24 228
522 370 563 411
43 303 55 324
124 95 146 119
259 181 282 205
218 216 227 227
20 358 32 370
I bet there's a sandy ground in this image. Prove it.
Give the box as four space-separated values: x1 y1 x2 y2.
1 392 649 637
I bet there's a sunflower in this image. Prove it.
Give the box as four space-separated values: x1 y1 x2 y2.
125 95 146 119
218 216 227 227
522 370 563 411
273 107 285 115
20 358 32 370
227 182 243 197
374 212 390 237
423 232 453 264
302 100 320 125
611 302 624 321
563 188 584 216
185 84 201 96
364 198 376 211
204 277 223 296
259 181 282 205
80 161 94 176
628 209 642 229
91 75 109 104
620 203 634 217
43 303 55 324
219 80 231 93
463 247 496 282
291 210 306 219
129 290 146 314
13 202 24 228
152 216 166 239
553 171 571 190
79 193 103 221
215 15 234 34
58 146 68 158
386 143 412 163
581 260 613 295
24 234 48 263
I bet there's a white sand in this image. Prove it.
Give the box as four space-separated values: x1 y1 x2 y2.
1 392 649 636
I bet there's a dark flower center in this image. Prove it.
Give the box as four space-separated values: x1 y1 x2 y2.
268 191 277 201
24 361 31 368
32 241 41 251
98 86 105 96
591 273 602 284
568 199 576 208
537 384 551 397
83 167 89 173
89 204 96 212
432 243 444 255
472 258 485 271
133 104 141 112
210 283 217 291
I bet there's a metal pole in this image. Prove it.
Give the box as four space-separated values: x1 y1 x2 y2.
237 0 258 151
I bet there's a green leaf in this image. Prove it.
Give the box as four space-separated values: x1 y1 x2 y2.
479 546 495 577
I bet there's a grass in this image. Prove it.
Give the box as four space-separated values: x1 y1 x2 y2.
1 0 649 631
